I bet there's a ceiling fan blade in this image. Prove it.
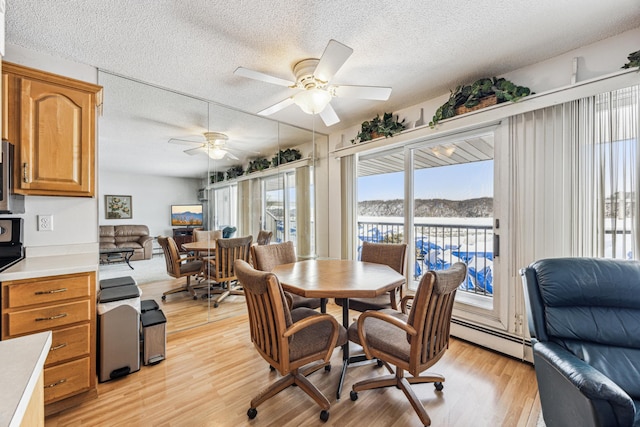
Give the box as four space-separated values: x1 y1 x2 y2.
332 85 392 100
258 97 295 116
314 40 354 83
169 137 203 146
184 146 207 156
234 67 295 87
319 102 340 127
224 151 239 161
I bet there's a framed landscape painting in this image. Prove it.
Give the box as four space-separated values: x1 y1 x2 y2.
105 195 132 219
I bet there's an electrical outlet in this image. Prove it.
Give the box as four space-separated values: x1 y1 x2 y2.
38 215 53 231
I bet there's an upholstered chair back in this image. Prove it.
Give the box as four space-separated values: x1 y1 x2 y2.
522 257 640 399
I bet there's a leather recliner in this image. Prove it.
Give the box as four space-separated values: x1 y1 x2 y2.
520 257 640 427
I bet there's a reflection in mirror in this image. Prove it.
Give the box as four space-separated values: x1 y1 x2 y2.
97 71 322 335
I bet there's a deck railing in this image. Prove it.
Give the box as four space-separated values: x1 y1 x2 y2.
359 220 494 297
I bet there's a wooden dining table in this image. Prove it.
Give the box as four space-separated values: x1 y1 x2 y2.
272 259 406 399
181 240 216 255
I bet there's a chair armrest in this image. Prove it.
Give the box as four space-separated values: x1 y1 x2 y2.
400 294 414 314
179 255 200 263
357 310 416 360
533 341 635 427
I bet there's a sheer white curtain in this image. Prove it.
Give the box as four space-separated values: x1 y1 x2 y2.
510 85 640 274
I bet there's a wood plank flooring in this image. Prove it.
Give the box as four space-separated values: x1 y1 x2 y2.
46 285 542 427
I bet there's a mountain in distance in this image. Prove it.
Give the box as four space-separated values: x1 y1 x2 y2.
358 197 493 217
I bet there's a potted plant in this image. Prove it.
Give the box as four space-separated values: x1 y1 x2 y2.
622 49 640 69
429 77 532 127
226 165 244 180
351 112 406 144
210 171 225 183
271 148 302 167
246 157 271 174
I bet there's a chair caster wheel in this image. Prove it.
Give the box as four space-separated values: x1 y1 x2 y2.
269 365 275 371
161 295 166 301
434 382 444 391
320 410 329 422
350 390 358 401
324 364 331 372
213 302 219 308
376 359 384 367
247 407 257 419
193 296 198 300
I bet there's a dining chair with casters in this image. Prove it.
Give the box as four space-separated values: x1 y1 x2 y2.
251 241 322 310
193 229 223 242
204 235 253 307
235 259 347 422
193 229 223 263
157 236 205 301
335 241 407 312
348 262 467 427
256 229 273 246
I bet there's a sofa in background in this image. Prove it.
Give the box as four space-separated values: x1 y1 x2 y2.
100 225 153 260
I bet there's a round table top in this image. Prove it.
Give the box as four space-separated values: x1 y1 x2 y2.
272 259 405 299
181 240 217 252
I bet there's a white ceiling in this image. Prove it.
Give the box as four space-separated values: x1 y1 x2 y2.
5 1 640 178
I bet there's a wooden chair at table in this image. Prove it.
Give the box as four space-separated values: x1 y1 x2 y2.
158 236 206 301
234 259 347 423
348 262 467 426
203 235 252 307
256 229 273 246
251 241 322 310
193 229 222 258
336 241 407 311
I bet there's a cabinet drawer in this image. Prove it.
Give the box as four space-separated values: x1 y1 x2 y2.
5 274 92 309
46 324 90 366
7 300 91 336
44 357 90 404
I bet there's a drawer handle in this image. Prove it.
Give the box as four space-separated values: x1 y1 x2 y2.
35 313 67 321
45 378 67 388
35 288 68 295
50 342 68 351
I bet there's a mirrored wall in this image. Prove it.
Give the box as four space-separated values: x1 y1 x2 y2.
97 71 326 334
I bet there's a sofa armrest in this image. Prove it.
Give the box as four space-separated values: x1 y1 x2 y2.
139 235 153 259
533 341 635 427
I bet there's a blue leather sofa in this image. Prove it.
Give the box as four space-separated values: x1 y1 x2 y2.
520 257 640 427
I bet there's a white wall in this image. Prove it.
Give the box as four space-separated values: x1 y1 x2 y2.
1 44 99 253
99 171 202 238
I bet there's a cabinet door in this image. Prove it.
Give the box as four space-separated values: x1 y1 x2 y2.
18 77 95 196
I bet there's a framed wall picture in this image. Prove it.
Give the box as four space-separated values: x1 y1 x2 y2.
105 195 132 219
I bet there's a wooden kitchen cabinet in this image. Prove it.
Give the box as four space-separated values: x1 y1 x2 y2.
1 271 97 415
2 62 102 197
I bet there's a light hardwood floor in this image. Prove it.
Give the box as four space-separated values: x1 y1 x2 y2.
46 277 542 427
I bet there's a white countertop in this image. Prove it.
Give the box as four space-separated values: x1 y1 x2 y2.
0 252 98 281
0 332 52 427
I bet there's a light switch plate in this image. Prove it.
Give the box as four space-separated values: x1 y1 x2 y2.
38 215 53 231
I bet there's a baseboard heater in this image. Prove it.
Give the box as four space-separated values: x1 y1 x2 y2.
450 317 533 362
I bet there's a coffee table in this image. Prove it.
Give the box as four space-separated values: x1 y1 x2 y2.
99 247 135 269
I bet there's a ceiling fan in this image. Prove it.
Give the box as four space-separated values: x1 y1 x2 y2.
169 131 244 160
234 39 392 127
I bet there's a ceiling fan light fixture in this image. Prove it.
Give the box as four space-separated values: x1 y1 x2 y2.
208 147 227 159
293 88 332 115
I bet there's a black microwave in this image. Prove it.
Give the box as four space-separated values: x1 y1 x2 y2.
0 140 25 214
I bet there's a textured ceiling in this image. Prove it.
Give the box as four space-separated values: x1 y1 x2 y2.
5 1 640 178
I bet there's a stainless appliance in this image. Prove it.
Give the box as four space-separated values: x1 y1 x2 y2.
0 218 24 272
0 140 25 214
